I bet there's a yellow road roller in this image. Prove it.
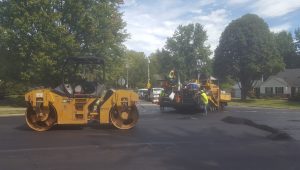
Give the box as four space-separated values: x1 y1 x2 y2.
25 57 139 131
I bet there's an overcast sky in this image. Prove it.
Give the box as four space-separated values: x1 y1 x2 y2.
121 0 300 56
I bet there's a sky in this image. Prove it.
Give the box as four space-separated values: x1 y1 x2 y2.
120 0 300 56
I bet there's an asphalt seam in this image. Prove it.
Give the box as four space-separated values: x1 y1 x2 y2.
0 141 194 153
0 145 98 153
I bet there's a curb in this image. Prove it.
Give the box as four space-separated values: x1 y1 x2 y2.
228 105 300 111
0 113 24 117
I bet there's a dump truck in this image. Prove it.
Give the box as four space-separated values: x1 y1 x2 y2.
159 78 231 112
25 57 139 131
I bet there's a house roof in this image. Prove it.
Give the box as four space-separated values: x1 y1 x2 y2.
252 80 263 88
260 76 289 87
273 68 300 87
232 80 262 89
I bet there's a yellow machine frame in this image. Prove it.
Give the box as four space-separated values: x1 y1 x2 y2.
159 78 231 112
25 88 139 131
202 80 231 110
24 57 139 131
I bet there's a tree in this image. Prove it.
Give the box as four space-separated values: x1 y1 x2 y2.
153 23 211 81
125 50 148 88
213 14 284 100
149 49 172 78
294 28 300 67
0 0 76 88
59 0 127 77
0 0 127 94
273 31 297 68
295 28 300 54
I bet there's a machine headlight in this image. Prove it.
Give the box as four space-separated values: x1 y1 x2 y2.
36 92 43 98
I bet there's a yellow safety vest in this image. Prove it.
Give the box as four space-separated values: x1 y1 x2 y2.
200 92 208 105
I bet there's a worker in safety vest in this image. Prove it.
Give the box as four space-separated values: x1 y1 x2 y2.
200 90 208 116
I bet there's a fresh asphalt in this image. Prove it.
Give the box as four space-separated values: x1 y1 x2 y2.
0 101 299 170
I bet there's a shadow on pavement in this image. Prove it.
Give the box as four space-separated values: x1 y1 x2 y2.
222 116 293 141
15 123 32 131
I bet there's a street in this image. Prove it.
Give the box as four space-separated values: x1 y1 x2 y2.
0 101 300 170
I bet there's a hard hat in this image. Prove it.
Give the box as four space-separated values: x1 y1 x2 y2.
200 90 204 93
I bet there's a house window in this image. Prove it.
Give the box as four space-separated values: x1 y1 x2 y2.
265 87 273 95
297 87 300 94
275 87 284 95
291 87 300 97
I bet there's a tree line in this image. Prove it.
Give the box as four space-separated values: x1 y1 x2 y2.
0 1 300 100
150 14 300 100
215 14 300 100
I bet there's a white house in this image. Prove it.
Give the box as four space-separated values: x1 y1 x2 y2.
260 69 300 97
231 69 300 98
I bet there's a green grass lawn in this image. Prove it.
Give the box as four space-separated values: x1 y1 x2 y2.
229 98 300 109
0 95 26 115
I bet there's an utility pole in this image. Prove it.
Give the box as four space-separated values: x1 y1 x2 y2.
196 59 206 83
196 59 201 83
147 57 151 89
126 63 129 88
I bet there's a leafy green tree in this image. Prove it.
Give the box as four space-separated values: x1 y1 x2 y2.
0 0 75 88
125 51 148 88
295 28 300 54
273 31 297 68
59 0 127 69
294 28 300 67
149 49 172 78
0 0 126 94
213 14 284 100
147 50 171 87
152 23 211 81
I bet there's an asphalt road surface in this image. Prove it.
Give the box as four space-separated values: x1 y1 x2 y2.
0 101 300 170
